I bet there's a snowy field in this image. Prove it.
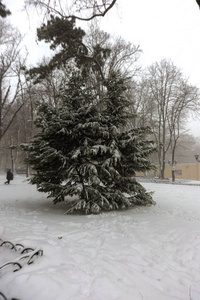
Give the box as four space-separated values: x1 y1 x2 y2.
0 175 200 300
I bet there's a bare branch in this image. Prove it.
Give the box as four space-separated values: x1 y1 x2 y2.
25 0 117 21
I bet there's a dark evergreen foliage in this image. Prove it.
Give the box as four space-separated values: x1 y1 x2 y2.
0 1 11 18
22 72 156 214
28 15 87 83
27 16 110 83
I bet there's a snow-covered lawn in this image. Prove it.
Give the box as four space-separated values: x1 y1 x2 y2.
0 175 200 300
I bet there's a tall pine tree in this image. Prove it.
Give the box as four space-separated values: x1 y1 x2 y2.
22 71 156 214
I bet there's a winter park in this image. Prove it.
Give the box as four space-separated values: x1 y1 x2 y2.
1 176 200 300
1 1 200 300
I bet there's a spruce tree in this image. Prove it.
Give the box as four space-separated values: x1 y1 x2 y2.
22 71 155 214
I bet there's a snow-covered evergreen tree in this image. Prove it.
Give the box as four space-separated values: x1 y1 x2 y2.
22 71 156 214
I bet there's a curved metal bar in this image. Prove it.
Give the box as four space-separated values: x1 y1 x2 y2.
0 261 22 272
27 249 43 265
21 247 34 254
0 241 17 251
0 292 7 300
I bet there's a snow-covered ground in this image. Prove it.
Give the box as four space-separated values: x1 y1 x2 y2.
0 175 200 300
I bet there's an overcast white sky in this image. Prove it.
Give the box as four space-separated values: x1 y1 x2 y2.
5 0 200 137
99 0 200 86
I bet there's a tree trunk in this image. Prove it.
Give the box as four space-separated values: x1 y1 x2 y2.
171 141 176 182
160 160 165 179
172 168 175 182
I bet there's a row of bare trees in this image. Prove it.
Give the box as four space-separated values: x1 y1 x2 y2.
0 19 26 172
0 12 199 178
128 59 200 179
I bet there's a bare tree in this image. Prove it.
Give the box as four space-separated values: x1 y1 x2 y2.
28 24 142 108
0 19 28 170
144 59 200 179
27 56 71 106
24 0 117 21
82 25 141 100
125 76 156 130
0 20 27 141
86 29 142 79
168 80 199 180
